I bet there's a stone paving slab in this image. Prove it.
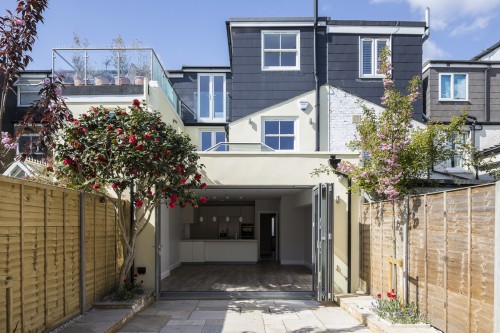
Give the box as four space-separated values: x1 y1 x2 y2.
116 298 372 333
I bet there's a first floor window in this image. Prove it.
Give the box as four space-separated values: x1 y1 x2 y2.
262 118 296 150
198 74 226 121
262 31 300 71
200 130 226 151
440 73 468 100
17 80 41 107
17 133 43 159
360 38 389 78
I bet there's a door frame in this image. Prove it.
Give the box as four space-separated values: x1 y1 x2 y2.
258 211 279 262
197 73 226 122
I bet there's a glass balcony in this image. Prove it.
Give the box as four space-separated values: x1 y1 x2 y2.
204 142 275 152
52 48 182 115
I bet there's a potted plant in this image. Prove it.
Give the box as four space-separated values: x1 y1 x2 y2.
134 50 150 86
71 34 89 86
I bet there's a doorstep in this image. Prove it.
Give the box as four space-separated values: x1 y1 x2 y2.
51 290 154 333
337 294 441 333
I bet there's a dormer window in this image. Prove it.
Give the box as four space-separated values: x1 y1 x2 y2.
359 38 390 78
261 31 300 71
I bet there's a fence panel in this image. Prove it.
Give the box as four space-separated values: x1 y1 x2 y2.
0 176 124 332
361 184 495 333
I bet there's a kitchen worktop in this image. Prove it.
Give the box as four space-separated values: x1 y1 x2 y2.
180 239 258 263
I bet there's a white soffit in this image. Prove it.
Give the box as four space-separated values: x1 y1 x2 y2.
327 25 425 35
230 22 314 28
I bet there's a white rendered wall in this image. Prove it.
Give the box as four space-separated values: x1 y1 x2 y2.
229 90 317 152
476 125 500 150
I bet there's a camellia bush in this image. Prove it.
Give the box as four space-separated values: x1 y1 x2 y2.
52 99 206 289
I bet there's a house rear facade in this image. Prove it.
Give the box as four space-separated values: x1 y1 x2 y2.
3 14 429 301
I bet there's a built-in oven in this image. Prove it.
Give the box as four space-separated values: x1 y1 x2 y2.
240 224 254 239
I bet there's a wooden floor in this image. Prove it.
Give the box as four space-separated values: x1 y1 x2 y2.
161 263 312 292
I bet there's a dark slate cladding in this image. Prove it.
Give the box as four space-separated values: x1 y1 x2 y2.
230 26 319 121
327 34 423 118
170 72 233 124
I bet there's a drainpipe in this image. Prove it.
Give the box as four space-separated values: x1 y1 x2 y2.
314 0 320 151
485 64 491 122
466 115 478 179
403 197 409 304
422 8 430 43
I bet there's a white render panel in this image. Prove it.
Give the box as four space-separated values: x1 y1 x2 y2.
476 125 500 151
327 86 384 154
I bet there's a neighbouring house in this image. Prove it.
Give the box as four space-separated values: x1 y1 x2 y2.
0 70 51 171
422 40 500 180
3 13 430 302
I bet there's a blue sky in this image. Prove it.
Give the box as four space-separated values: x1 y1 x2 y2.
1 0 500 70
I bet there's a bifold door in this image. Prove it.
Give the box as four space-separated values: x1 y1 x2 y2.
312 183 334 301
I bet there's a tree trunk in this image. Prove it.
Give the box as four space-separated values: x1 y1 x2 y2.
0 83 9 135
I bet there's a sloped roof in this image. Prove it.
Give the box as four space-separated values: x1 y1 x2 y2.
471 40 500 60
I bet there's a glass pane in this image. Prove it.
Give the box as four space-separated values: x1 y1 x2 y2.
264 34 280 49
362 40 372 75
440 75 451 99
201 132 212 151
280 121 294 134
280 137 294 150
215 131 225 144
281 52 296 67
213 76 224 119
20 92 39 106
454 74 467 99
265 137 279 150
265 121 279 134
264 52 280 67
199 76 210 118
281 34 296 49
376 40 387 74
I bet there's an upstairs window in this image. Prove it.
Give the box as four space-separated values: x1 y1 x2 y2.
262 31 300 71
360 38 389 78
16 79 41 107
439 73 468 101
197 74 226 122
262 118 296 151
200 130 226 151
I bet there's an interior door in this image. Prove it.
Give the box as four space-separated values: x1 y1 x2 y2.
312 183 334 301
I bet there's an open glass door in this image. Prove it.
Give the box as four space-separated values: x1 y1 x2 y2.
312 183 334 301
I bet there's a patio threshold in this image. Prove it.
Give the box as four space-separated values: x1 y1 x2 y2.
160 291 314 300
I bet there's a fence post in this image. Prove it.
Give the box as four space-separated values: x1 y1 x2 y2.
5 277 13 333
79 191 86 314
494 182 500 332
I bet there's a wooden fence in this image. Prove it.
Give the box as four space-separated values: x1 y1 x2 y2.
360 184 495 333
0 176 126 332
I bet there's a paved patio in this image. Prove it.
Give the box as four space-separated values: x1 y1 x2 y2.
117 299 371 333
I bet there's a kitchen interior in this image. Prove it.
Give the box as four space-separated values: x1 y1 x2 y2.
160 188 314 293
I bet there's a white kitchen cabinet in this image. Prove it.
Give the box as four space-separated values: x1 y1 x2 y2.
192 242 204 262
180 242 193 262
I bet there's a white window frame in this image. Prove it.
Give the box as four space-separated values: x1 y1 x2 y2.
261 31 300 71
16 79 41 107
16 133 43 158
438 73 469 101
446 132 470 172
359 37 391 78
197 73 227 122
199 129 226 151
261 117 298 151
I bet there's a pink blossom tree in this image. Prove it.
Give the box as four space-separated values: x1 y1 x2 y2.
0 0 49 134
52 100 206 289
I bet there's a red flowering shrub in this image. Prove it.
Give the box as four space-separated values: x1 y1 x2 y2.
53 100 206 288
